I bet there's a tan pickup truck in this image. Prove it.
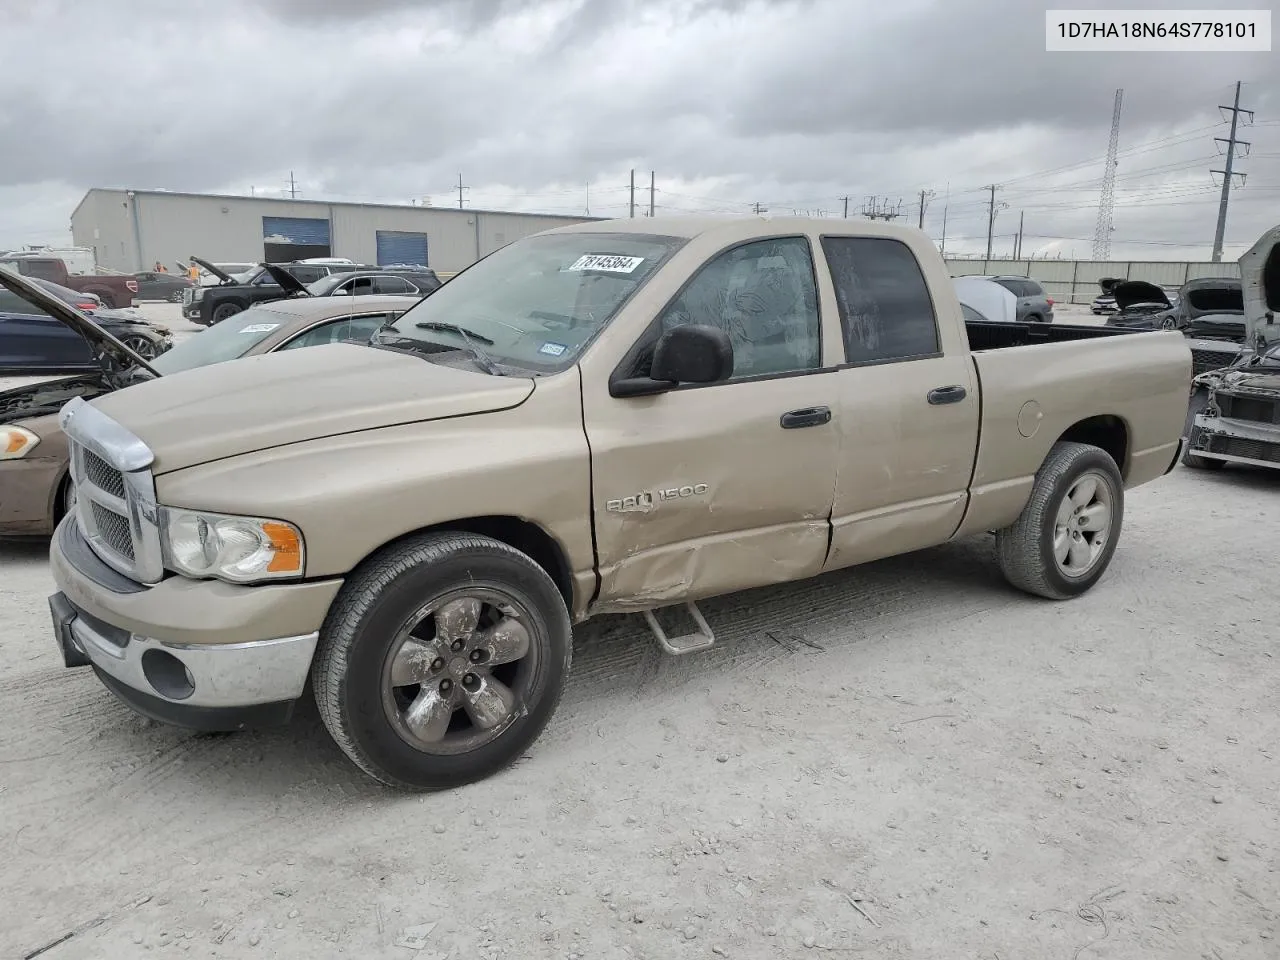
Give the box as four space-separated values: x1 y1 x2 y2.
36 217 1191 791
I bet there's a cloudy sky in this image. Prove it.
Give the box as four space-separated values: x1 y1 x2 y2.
1 0 1276 261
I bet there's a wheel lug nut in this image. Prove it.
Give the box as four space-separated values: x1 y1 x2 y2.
469 649 484 663
439 678 453 693
462 673 480 690
431 657 445 671
450 639 465 652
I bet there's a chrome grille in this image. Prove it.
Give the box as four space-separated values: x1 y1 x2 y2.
83 449 126 499
90 501 135 560
58 397 163 585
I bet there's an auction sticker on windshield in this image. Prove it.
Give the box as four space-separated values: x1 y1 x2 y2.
566 254 645 274
538 342 568 357
239 323 281 334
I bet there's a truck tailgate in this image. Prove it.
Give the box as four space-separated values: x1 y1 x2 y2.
956 330 1191 538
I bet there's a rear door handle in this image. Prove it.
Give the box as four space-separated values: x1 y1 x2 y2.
780 406 832 429
927 385 967 405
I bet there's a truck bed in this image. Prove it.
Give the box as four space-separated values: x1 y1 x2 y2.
965 319 1136 352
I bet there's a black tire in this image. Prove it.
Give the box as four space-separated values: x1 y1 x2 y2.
312 532 572 791
995 441 1124 600
211 301 245 324
1181 389 1225 470
1025 313 1043 324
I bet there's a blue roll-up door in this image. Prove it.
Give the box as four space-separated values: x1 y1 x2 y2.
263 216 331 246
376 230 429 267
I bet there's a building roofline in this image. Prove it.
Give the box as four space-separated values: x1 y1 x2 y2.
77 187 606 222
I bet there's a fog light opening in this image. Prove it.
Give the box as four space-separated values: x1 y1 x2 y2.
141 648 196 701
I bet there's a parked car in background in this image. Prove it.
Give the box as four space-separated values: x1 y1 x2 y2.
183 257 367 325
969 275 1054 323
1102 281 1180 330
132 270 194 303
263 264 442 299
952 276 1017 324
0 254 137 308
0 272 171 374
0 282 419 538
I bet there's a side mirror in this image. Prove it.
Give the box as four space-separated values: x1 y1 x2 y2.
611 324 734 398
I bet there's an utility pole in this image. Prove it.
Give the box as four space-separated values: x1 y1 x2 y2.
1211 80 1253 262
752 201 768 215
287 171 298 199
917 189 935 229
1093 88 1124 260
984 184 1006 260
1015 210 1025 259
629 169 636 218
585 182 590 216
457 173 468 209
939 182 950 257
842 196 850 218
649 171 655 217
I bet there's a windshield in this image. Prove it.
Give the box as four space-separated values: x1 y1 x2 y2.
384 231 685 372
150 305 292 374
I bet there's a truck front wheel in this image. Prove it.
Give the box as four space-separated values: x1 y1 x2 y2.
312 532 572 791
995 441 1124 600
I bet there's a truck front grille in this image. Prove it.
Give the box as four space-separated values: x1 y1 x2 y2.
1217 394 1280 426
1204 435 1280 464
59 398 164 585
90 501 135 561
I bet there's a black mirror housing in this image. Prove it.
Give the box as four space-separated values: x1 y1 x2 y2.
651 324 733 384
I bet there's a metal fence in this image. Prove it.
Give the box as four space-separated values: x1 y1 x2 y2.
944 259 1241 304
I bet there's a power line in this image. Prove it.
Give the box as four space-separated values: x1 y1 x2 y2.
1211 80 1252 262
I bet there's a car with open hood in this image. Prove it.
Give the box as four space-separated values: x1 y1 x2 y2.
182 257 368 325
1 274 172 374
1181 227 1280 472
0 279 419 538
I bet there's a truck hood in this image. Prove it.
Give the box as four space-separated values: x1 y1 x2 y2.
85 343 536 473
1180 280 1242 319
190 256 236 284
0 373 113 425
1112 280 1171 310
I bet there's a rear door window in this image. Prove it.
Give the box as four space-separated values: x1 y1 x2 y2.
821 237 940 365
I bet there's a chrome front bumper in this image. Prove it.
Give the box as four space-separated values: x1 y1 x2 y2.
52 592 317 710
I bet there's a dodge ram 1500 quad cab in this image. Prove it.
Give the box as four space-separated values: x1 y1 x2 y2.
25 217 1192 791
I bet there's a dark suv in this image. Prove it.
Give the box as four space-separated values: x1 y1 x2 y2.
976 275 1055 323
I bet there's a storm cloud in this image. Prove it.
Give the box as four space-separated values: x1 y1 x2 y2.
0 0 1275 259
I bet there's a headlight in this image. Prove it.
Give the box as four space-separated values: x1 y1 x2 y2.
160 507 304 583
1 425 40 460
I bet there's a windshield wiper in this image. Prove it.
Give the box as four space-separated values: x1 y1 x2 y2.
373 329 503 376
414 321 501 375
414 321 495 345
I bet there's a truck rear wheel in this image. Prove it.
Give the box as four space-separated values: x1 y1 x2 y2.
312 532 572 791
995 441 1124 600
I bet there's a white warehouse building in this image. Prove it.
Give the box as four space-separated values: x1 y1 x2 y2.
70 188 600 275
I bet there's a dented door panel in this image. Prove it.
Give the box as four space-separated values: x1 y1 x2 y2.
585 374 839 612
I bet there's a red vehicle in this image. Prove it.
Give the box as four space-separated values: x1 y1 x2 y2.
0 255 137 308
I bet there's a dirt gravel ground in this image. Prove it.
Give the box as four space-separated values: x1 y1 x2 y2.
2 461 1277 960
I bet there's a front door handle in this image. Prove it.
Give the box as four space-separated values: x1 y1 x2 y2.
927 385 967 405
780 406 832 429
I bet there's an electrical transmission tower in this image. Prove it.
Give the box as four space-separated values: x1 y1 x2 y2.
862 196 903 221
1092 88 1124 261
1211 81 1252 263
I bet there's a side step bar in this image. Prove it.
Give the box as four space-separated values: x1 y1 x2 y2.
642 602 716 655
